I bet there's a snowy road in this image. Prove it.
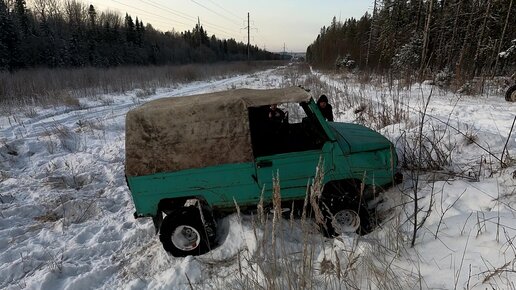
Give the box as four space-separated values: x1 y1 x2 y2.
0 68 285 290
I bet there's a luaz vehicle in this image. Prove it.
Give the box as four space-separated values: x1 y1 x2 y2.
125 87 400 257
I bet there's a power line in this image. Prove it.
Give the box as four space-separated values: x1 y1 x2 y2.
202 0 244 22
91 1 192 30
138 0 242 36
145 0 196 21
110 0 190 27
143 0 244 36
254 30 267 45
189 0 241 26
108 0 236 38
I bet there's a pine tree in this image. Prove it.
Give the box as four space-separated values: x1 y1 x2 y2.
88 4 96 28
14 0 29 35
124 13 135 44
0 0 18 71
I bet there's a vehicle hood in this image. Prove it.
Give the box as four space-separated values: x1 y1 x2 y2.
329 122 392 153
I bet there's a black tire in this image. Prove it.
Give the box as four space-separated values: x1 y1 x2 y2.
159 206 216 257
506 84 516 102
319 194 374 237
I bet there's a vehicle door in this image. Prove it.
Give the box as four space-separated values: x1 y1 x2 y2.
249 101 335 200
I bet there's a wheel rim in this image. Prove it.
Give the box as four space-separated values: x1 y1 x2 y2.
511 90 516 101
332 209 360 234
171 225 201 251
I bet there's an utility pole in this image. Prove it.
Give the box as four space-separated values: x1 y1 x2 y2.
247 12 250 61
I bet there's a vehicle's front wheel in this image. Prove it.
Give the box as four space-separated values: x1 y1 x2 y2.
506 84 516 102
159 206 216 257
319 195 374 237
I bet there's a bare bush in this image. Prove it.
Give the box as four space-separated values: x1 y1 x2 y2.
0 170 9 182
75 119 105 133
463 125 479 145
397 124 453 171
135 87 156 99
47 124 82 153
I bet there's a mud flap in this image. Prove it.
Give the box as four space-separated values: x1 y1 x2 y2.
394 172 403 184
152 212 163 235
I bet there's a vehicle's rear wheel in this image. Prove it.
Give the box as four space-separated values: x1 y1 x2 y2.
159 206 216 257
506 84 516 102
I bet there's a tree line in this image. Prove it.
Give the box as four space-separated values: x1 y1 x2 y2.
307 0 516 81
0 0 280 72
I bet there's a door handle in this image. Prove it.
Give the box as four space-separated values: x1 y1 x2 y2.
257 160 273 168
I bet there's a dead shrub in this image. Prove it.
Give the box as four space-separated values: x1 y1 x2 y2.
100 97 115 106
398 127 453 171
45 123 82 153
174 65 202 82
135 87 156 98
62 96 81 109
75 119 105 133
463 126 479 145
34 212 61 223
22 107 38 118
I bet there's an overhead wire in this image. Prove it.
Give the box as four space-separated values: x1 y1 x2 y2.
201 0 245 23
89 1 191 31
189 0 242 26
108 0 236 39
138 0 242 38
141 0 196 22
36 1 181 36
253 30 269 51
109 0 191 27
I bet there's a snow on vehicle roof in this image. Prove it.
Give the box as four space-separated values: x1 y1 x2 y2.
125 87 311 176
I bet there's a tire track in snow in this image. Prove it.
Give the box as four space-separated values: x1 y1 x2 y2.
1 70 274 142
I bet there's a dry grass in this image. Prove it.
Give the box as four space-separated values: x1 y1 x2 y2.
221 160 417 290
281 64 409 132
0 61 284 113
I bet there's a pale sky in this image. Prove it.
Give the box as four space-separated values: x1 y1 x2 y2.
84 0 373 52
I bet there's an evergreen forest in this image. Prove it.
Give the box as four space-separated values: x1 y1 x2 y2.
307 0 516 81
0 0 279 72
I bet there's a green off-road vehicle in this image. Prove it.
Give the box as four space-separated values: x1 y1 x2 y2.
125 87 400 257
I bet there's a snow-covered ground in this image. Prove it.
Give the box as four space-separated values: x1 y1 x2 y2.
1 66 516 289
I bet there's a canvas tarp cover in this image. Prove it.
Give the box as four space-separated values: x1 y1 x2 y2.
125 87 311 176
